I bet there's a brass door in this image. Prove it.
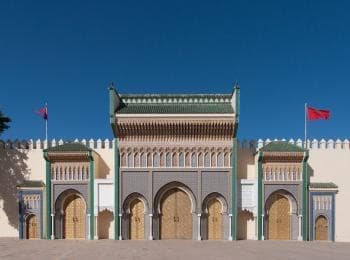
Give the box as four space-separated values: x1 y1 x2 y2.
160 188 192 239
64 194 86 239
267 194 290 240
315 215 328 240
207 198 222 240
26 215 39 239
130 199 145 239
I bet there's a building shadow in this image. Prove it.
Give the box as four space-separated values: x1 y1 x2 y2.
0 141 30 230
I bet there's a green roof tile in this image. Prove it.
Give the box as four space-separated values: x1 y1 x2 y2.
44 143 91 152
17 180 45 188
260 141 306 152
310 182 338 189
117 103 233 114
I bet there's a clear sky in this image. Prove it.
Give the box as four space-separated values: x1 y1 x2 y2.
1 0 349 141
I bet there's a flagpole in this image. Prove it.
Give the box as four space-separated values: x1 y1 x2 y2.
304 103 307 149
45 102 48 142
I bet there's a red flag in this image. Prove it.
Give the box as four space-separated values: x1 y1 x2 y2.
307 106 330 120
35 106 48 120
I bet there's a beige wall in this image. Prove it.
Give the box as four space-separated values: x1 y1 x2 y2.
308 146 350 242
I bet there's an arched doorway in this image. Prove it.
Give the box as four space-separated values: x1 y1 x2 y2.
315 215 328 240
160 188 192 239
129 198 145 240
267 193 290 240
207 198 222 240
63 194 86 239
26 214 39 239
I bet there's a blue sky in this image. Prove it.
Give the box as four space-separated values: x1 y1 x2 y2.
0 0 349 141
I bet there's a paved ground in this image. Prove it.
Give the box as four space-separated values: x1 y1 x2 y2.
0 238 350 260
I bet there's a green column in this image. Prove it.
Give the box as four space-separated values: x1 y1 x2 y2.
302 151 309 241
231 138 237 240
257 151 263 240
114 138 120 240
89 151 95 240
44 152 51 239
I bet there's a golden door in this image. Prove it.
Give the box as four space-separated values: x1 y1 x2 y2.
130 199 145 239
26 215 39 239
64 195 86 239
315 216 328 240
268 194 290 240
160 188 192 239
207 198 222 240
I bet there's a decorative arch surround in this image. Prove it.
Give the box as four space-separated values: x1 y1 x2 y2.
201 192 228 240
264 189 298 240
154 182 197 214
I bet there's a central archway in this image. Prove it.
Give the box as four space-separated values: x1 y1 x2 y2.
160 188 192 239
63 194 86 239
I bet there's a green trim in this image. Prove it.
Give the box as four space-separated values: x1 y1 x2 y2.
302 151 309 241
231 138 238 240
233 85 240 137
114 138 119 240
44 152 51 239
257 151 263 240
109 86 118 137
89 151 94 240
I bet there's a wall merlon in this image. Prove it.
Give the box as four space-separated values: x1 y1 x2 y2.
0 139 114 150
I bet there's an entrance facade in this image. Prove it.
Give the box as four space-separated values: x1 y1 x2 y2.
207 198 222 240
63 194 86 239
129 199 145 240
160 188 192 239
315 215 328 240
26 214 39 239
267 193 290 240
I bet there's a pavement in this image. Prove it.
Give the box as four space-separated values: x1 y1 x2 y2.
0 238 350 260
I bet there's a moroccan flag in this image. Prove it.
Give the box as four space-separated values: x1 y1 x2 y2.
307 106 330 120
35 106 48 120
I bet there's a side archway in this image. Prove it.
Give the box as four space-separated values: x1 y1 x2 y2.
123 193 148 240
315 215 328 240
26 214 39 239
54 189 87 239
202 193 228 240
265 190 297 240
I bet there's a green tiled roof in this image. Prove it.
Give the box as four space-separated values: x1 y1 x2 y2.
44 143 91 152
310 182 338 189
116 94 234 114
260 141 306 152
17 180 45 188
